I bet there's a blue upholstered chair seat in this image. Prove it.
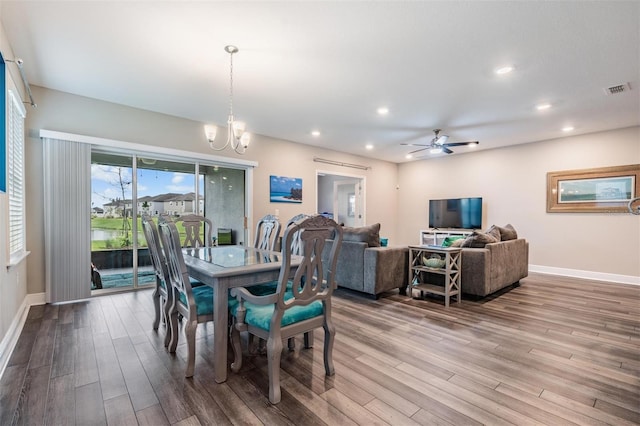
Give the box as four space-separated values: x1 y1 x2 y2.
247 280 295 296
178 285 214 316
160 277 203 290
229 290 323 331
190 277 205 287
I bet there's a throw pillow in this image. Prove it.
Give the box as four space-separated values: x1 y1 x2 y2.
442 236 465 247
497 224 518 241
450 238 465 247
342 223 381 247
485 225 502 241
461 230 499 248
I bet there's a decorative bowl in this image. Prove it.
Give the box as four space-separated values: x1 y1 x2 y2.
423 254 445 268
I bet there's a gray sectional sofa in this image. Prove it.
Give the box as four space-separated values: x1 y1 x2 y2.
457 224 529 297
324 223 408 298
421 224 529 298
460 238 529 297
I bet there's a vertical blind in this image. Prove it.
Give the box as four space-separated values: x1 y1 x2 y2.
7 90 26 256
43 138 91 303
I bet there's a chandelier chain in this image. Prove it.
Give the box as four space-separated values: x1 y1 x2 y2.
228 50 234 117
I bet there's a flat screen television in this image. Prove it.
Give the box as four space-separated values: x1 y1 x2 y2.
428 197 482 229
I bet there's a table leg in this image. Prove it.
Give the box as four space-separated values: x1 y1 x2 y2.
213 283 228 383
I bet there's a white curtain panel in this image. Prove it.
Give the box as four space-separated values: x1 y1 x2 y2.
43 138 91 303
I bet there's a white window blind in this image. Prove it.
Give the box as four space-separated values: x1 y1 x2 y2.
7 89 26 256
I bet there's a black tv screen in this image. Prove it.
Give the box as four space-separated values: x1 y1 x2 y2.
429 197 482 229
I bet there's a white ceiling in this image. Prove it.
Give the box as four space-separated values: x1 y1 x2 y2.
1 1 638 163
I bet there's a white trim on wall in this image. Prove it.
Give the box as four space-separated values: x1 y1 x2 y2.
529 264 640 286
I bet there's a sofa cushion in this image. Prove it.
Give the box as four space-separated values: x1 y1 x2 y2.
461 230 499 248
342 223 381 247
496 224 518 241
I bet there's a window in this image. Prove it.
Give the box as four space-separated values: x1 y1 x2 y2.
7 88 26 258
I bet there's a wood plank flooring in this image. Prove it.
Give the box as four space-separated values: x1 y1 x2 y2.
1 272 638 425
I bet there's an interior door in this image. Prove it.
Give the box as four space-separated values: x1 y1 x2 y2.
333 179 364 227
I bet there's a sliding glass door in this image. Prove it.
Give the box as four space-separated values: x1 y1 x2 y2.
90 150 247 293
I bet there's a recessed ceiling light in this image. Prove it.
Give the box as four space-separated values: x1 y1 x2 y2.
536 103 552 110
365 144 374 150
311 130 321 137
495 65 514 75
405 154 413 159
562 126 574 132
377 107 389 115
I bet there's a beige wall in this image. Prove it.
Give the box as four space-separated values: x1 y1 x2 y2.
397 126 640 280
25 86 399 295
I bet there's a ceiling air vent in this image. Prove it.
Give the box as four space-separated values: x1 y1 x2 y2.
603 83 631 95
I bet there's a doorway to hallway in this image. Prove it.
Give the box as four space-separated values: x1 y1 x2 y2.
316 171 365 227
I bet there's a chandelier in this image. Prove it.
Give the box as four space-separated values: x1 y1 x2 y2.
204 45 251 154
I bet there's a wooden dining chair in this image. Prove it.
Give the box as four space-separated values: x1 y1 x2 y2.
285 213 309 256
174 214 213 248
229 215 343 403
253 214 281 251
141 213 173 348
158 215 214 377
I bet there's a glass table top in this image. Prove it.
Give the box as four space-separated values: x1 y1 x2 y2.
184 245 282 268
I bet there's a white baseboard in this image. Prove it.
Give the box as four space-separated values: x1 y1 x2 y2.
529 265 640 286
26 292 46 306
0 292 46 379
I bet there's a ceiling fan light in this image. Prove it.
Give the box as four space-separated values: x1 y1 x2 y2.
430 147 443 154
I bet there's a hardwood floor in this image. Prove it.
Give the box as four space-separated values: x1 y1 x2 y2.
1 273 639 425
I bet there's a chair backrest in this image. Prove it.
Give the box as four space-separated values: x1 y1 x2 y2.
174 214 213 248
254 214 281 251
158 215 195 309
141 214 168 284
285 213 309 255
274 215 343 316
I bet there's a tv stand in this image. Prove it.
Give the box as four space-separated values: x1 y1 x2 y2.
419 229 473 246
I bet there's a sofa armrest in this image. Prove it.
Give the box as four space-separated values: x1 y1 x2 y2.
485 239 529 293
461 248 491 296
324 239 366 291
364 246 409 296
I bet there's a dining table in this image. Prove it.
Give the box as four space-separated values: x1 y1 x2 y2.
182 244 302 383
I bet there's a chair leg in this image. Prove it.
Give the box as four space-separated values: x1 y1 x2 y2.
185 318 197 377
162 296 172 348
152 288 161 331
230 322 243 373
303 331 314 349
267 334 283 404
167 303 180 353
323 321 336 376
287 337 296 351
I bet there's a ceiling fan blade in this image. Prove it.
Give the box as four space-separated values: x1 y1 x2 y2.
436 135 449 144
409 147 429 155
443 141 480 147
400 142 429 147
442 147 454 154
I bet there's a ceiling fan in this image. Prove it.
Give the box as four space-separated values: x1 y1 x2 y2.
402 129 479 155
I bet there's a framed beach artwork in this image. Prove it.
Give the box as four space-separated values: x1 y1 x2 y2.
270 175 302 203
547 164 639 213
